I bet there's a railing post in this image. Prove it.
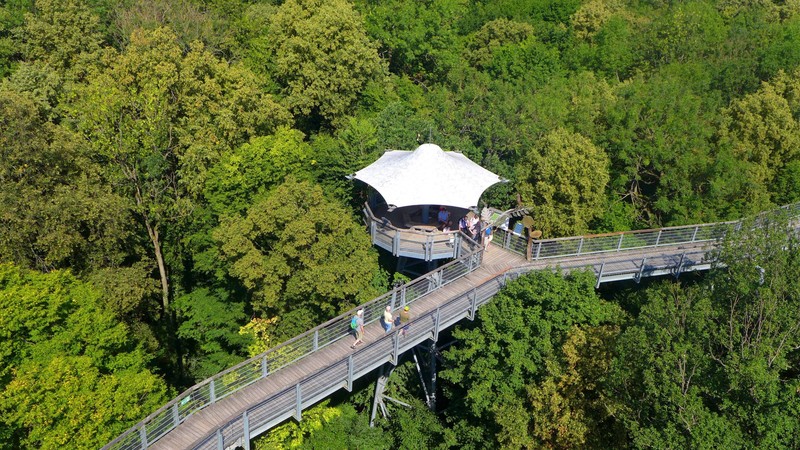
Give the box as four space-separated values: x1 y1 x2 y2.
210 380 216 403
392 232 399 256
468 289 478 320
295 383 302 421
261 355 268 378
139 426 148 449
433 308 441 342
577 237 584 255
504 229 512 249
400 286 406 308
691 226 699 242
617 233 624 251
675 252 686 278
596 262 605 289
655 230 662 246
636 258 647 283
392 332 400 366
172 402 179 427
242 410 251 450
347 354 354 391
313 330 319 352
535 241 542 260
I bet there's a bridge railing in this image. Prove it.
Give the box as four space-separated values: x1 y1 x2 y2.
364 204 463 260
106 202 800 449
190 244 720 450
104 233 483 450
495 202 800 260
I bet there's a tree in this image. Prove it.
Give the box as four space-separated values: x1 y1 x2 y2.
73 26 290 311
516 127 610 236
441 270 622 448
0 263 169 449
717 68 800 207
214 177 386 337
609 212 800 448
267 0 385 126
362 0 464 81
0 87 131 273
173 288 250 379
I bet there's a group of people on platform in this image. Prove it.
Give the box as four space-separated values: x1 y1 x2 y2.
350 304 412 349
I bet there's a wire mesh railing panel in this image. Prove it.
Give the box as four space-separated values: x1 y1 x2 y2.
302 361 348 400
316 319 353 349
657 227 696 245
619 231 656 249
216 361 263 399
247 387 296 431
221 416 243 448
441 260 470 284
144 409 174 446
694 223 729 241
192 434 217 450
581 235 623 254
270 337 317 371
536 239 581 258
106 430 142 450
178 383 212 420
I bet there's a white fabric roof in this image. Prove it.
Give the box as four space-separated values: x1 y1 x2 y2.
353 143 504 209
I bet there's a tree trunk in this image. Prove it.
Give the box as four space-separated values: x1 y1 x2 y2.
145 220 170 310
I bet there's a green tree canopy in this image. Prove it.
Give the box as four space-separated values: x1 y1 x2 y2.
0 263 169 449
267 0 385 125
516 127 610 236
214 177 386 337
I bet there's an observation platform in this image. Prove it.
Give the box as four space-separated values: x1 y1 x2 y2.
104 202 800 450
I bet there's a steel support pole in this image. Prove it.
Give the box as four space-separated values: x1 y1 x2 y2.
242 411 251 450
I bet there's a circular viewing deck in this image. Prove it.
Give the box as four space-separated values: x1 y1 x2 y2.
362 202 480 261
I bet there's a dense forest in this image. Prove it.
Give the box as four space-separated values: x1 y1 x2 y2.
1 0 800 448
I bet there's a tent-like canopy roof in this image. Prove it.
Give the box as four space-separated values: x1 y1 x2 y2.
352 143 505 209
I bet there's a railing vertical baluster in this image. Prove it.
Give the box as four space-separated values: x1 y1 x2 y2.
577 237 584 255
295 384 302 421
347 355 354 391
242 411 251 450
655 230 662 246
392 232 399 256
637 258 647 283
400 286 406 308
139 426 148 449
691 226 699 242
210 380 216 403
535 241 542 260
261 355 268 378
469 289 478 320
313 330 319 352
172 403 179 427
433 308 441 342
596 262 605 289
617 233 624 251
392 332 400 366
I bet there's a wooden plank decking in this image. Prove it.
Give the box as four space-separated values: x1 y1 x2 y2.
152 239 715 450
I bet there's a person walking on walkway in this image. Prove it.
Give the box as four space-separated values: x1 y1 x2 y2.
399 305 411 336
351 309 365 348
382 305 393 333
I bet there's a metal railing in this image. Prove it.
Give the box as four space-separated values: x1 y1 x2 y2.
103 234 483 450
189 244 719 450
494 201 800 261
106 202 800 449
364 204 463 261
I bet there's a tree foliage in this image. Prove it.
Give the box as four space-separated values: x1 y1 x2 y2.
215 177 385 337
0 264 169 449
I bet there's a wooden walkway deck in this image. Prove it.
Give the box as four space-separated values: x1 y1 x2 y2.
152 238 714 450
152 247 528 449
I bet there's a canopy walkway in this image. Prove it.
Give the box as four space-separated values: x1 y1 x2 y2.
104 205 799 450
